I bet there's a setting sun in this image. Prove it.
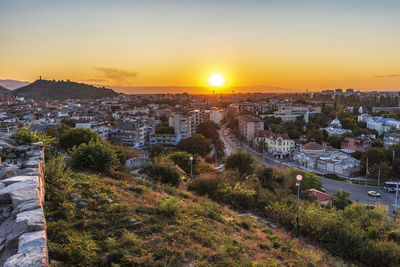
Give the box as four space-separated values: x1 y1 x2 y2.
208 74 225 87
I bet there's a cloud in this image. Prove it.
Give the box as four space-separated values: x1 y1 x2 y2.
94 67 138 82
372 74 400 78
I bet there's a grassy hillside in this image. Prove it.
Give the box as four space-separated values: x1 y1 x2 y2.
44 156 344 267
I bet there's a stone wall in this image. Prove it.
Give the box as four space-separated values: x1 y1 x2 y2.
0 134 48 266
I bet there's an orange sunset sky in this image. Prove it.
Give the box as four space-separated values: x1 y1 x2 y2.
1 0 400 93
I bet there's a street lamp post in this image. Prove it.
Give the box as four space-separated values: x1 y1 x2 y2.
295 174 303 236
189 156 193 178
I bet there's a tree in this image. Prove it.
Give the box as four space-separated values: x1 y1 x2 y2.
59 128 100 151
148 161 182 186
177 134 211 155
197 120 219 140
327 135 344 149
257 139 268 153
169 151 194 175
255 166 283 191
155 124 175 134
287 129 301 139
225 151 254 176
70 139 120 172
306 128 323 144
332 190 352 210
360 147 387 174
340 117 357 130
288 169 322 193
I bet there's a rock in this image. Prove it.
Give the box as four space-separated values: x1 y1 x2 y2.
0 136 17 146
3 245 48 267
22 159 40 169
107 198 113 204
0 205 12 220
12 199 41 216
10 189 40 208
14 146 29 153
2 176 39 186
0 140 15 150
25 150 43 158
18 230 46 253
6 208 45 248
30 142 43 150
0 165 18 180
79 201 88 206
71 193 82 202
92 194 98 198
17 168 38 176
0 180 39 204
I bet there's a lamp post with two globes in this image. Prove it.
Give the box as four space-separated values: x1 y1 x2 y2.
295 174 303 236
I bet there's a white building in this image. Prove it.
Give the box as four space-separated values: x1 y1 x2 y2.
323 118 352 135
293 142 360 177
365 116 400 134
209 108 223 124
254 131 295 158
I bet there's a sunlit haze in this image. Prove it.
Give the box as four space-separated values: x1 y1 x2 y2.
1 0 400 93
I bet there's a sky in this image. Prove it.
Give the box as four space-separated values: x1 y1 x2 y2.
1 0 400 93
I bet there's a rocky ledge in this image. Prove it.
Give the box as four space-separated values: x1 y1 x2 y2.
0 134 48 266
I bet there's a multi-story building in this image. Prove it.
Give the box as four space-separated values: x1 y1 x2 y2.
169 110 205 139
209 107 223 124
383 130 400 148
169 113 191 139
149 134 182 146
237 114 264 142
254 131 295 158
364 116 400 134
341 135 372 152
268 103 310 123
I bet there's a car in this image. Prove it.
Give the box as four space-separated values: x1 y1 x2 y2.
368 191 381 197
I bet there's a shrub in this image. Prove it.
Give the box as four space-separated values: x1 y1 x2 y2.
159 197 180 217
225 151 255 176
332 190 352 210
13 127 55 154
148 162 182 186
70 139 120 172
59 128 100 151
188 173 220 197
217 182 256 210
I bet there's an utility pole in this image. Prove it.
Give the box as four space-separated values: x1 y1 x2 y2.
378 168 381 187
393 150 396 165
395 181 399 216
365 157 368 185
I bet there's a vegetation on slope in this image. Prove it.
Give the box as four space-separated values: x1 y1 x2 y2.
44 155 344 266
12 79 118 100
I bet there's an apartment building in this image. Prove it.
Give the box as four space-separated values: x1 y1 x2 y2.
237 114 264 142
383 130 400 148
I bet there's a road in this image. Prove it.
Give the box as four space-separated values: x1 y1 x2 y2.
319 176 398 214
218 125 399 214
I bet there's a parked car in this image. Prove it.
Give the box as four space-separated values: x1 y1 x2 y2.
368 191 381 197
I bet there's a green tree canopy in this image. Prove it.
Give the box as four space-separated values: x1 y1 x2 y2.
332 190 352 210
59 128 100 151
225 151 255 176
155 124 175 134
177 134 211 155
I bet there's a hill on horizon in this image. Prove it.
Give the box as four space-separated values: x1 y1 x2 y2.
13 79 119 100
0 86 11 94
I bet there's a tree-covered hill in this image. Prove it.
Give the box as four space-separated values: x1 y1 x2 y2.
12 79 118 100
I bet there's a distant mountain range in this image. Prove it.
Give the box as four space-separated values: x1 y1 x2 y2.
0 79 30 90
12 79 119 100
114 85 299 94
